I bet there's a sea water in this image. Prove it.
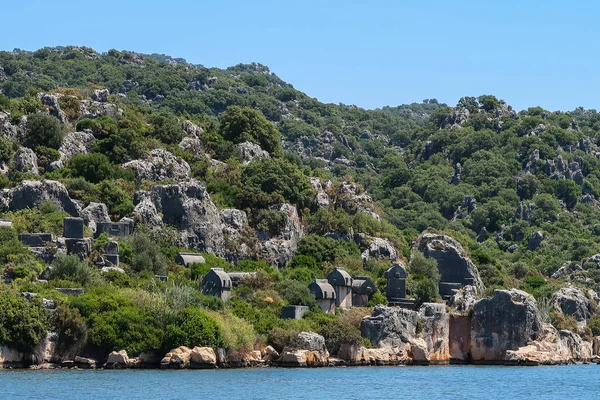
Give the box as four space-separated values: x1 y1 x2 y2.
0 364 597 400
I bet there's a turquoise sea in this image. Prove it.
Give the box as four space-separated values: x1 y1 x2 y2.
1 365 597 399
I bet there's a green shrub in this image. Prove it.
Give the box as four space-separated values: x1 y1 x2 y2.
549 311 578 332
163 308 224 350
409 252 440 282
275 279 316 307
54 304 88 358
0 289 48 352
96 180 134 219
0 228 27 263
219 105 282 155
24 113 65 150
50 254 97 286
317 319 363 355
588 316 600 336
0 137 15 163
68 153 113 183
149 112 182 144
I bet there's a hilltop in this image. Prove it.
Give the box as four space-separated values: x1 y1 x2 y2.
0 46 600 367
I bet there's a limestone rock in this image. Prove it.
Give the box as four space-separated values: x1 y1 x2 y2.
279 332 329 367
441 108 469 129
258 203 303 267
178 137 205 159
105 350 130 368
527 230 545 251
550 286 595 322
236 141 270 164
361 237 399 264
91 89 109 103
309 177 331 209
448 285 478 312
182 120 203 137
361 305 417 348
470 289 542 362
293 332 327 352
1 180 81 216
190 347 217 368
0 346 24 366
132 194 163 228
0 111 20 141
416 303 450 363
52 131 96 170
38 93 67 123
220 208 254 261
262 345 280 361
337 182 380 221
79 99 122 119
74 356 97 369
122 149 191 182
14 147 38 175
160 346 193 369
133 181 224 254
81 202 110 233
551 262 584 280
416 233 485 292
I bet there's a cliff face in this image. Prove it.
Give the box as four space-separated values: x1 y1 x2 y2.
358 289 595 366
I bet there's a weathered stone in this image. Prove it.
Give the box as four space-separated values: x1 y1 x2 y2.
258 203 303 267
51 131 96 170
416 233 485 293
448 285 478 312
309 177 331 209
279 332 329 367
361 237 398 264
38 93 67 123
91 89 109 103
262 345 280 361
122 149 191 182
470 289 542 362
182 120 203 137
190 347 217 368
81 202 111 233
133 181 224 255
105 350 129 368
550 286 595 322
14 147 38 175
160 346 193 369
528 230 545 251
74 356 97 369
178 137 205 159
1 180 81 216
0 111 20 141
361 305 417 348
236 141 270 164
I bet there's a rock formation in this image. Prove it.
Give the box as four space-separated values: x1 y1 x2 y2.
123 149 191 182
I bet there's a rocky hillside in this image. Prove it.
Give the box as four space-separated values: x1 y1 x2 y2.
1 46 600 367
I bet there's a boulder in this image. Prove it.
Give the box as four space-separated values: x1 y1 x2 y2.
105 350 130 368
415 233 485 292
551 262 584 280
178 137 205 159
236 141 270 164
0 111 20 141
527 231 545 251
470 289 542 362
133 181 224 255
182 120 203 137
190 347 217 368
38 93 67 123
258 203 303 268
262 345 280 361
81 202 111 233
161 346 193 369
51 131 96 170
123 149 191 182
279 332 329 367
550 286 595 322
14 147 38 175
361 237 399 264
91 89 109 103
74 356 97 369
220 208 254 262
79 99 122 119
416 303 450 363
361 305 418 348
1 180 81 216
0 346 25 366
337 182 380 221
309 177 331 209
448 285 478 312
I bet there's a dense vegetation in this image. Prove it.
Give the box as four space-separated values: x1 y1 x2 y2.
1 46 600 358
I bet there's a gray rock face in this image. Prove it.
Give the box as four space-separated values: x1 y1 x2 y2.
527 231 544 251
1 180 81 216
132 195 163 228
81 202 111 233
182 120 203 137
178 137 205 159
337 182 380 221
79 99 122 119
361 305 418 348
91 89 109 103
236 141 270 164
133 180 224 255
441 108 469 129
52 131 96 170
550 286 595 322
361 237 399 264
448 285 478 312
123 149 191 182
14 147 38 175
220 208 254 262
38 93 67 123
293 332 327 352
470 289 542 361
0 111 19 141
309 177 331 209
258 203 303 267
551 262 583 280
416 233 484 292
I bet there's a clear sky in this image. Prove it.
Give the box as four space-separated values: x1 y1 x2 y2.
1 0 598 112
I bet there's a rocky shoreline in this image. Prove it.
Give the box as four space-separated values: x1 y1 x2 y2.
4 288 600 371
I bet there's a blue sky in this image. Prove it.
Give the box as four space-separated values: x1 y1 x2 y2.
1 0 598 111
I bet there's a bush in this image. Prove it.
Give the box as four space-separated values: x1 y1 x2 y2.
550 311 578 332
588 316 600 336
407 276 439 306
219 105 282 155
317 319 363 355
149 112 182 144
163 308 224 350
275 279 316 307
0 137 15 163
0 228 27 263
54 304 88 358
296 235 360 264
207 311 257 351
24 113 65 150
68 153 113 183
409 252 440 282
96 180 134 219
50 254 97 286
0 289 48 352
127 231 168 275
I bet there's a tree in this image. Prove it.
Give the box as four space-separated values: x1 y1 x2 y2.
0 289 48 352
149 112 182 144
24 113 65 149
219 105 282 155
163 308 224 350
68 153 113 183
